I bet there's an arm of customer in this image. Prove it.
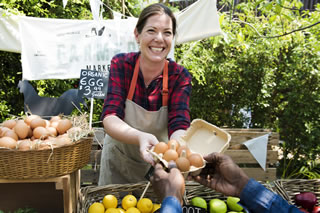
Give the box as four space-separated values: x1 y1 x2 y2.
103 115 158 165
192 152 302 213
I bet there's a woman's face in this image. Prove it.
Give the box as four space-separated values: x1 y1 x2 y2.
135 13 173 63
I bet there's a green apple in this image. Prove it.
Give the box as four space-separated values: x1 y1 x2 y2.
209 198 227 213
190 197 207 210
226 196 243 212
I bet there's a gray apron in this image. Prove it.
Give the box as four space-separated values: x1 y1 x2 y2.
98 57 169 185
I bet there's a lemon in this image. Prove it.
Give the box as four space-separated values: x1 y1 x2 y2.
122 194 137 210
137 198 153 213
190 197 207 210
126 207 141 213
152 203 161 212
105 208 120 213
117 208 126 213
88 202 105 213
103 194 118 209
209 199 227 213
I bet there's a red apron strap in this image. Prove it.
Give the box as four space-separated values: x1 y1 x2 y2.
127 56 140 100
127 56 169 107
162 60 169 106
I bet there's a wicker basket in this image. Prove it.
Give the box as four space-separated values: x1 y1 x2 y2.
78 181 161 213
78 180 277 212
0 137 93 179
274 179 320 206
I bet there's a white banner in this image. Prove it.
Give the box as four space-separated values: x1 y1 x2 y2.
20 17 139 80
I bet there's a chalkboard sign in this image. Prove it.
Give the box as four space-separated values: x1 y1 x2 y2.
79 69 109 99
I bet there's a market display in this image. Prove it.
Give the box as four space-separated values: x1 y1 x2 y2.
88 194 160 213
0 114 88 150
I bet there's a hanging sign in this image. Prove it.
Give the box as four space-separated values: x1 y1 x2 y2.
79 69 109 99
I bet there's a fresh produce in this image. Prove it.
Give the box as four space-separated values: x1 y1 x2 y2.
88 202 105 213
295 192 318 211
103 194 118 209
121 194 138 210
312 206 320 213
190 197 207 210
137 198 153 213
226 196 243 212
209 199 227 213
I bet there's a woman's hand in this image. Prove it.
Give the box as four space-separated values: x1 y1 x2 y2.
137 132 159 165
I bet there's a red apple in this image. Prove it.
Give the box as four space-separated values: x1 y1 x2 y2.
295 192 317 210
312 205 320 213
299 207 309 213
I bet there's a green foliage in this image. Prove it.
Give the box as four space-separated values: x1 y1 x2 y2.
1 0 319 178
176 0 320 178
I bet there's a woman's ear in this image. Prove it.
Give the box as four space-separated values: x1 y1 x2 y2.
134 28 139 44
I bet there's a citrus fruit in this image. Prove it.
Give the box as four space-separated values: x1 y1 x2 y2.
103 194 118 209
152 203 161 212
88 202 105 213
105 208 120 213
137 198 153 213
190 197 207 210
226 196 243 212
122 194 137 210
126 207 141 213
209 198 227 213
117 208 126 213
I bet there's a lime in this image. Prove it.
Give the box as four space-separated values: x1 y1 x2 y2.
190 197 207 210
226 197 243 212
209 199 227 213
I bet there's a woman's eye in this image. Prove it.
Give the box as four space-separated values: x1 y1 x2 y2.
164 31 172 36
147 29 155 33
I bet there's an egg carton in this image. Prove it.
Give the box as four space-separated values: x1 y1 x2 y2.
149 119 231 177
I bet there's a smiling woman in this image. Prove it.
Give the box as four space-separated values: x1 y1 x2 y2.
98 3 192 186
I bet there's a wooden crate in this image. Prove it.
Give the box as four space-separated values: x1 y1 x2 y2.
80 128 279 186
223 128 279 181
0 170 80 213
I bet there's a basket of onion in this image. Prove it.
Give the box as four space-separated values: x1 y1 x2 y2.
0 113 94 179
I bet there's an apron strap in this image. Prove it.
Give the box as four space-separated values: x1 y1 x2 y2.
127 56 169 107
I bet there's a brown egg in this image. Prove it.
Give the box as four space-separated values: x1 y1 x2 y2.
47 126 58 137
4 130 19 141
33 126 50 139
54 136 72 147
163 149 179 162
50 121 59 128
188 153 204 168
50 116 61 123
177 145 191 157
17 139 33 151
167 139 180 151
30 118 47 129
2 119 17 129
56 119 72 135
24 114 41 125
0 137 17 149
154 142 169 154
14 121 30 139
0 127 10 137
176 150 191 172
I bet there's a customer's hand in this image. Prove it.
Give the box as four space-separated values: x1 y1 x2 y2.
190 152 249 197
150 162 185 205
138 132 159 165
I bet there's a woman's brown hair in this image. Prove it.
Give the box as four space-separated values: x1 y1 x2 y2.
135 3 177 36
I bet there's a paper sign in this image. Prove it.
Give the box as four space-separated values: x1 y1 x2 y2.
243 133 270 171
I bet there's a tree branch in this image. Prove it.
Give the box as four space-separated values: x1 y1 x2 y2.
232 19 320 39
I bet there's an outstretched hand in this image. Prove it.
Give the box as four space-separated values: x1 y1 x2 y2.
138 132 159 165
190 152 249 198
150 162 185 205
